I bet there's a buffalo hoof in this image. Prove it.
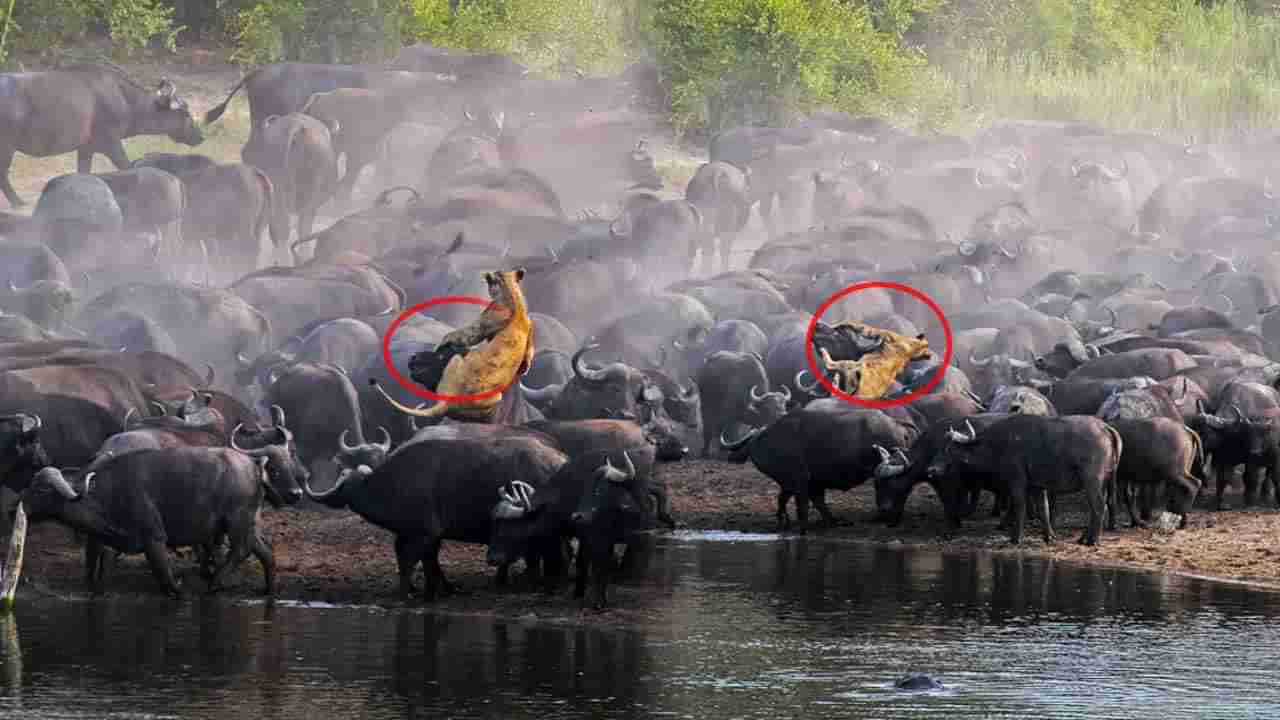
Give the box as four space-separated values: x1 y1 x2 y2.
895 674 944 691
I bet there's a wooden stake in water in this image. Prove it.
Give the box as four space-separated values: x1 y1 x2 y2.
0 502 28 611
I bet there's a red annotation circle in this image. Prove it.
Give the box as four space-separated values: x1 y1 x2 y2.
804 281 955 410
381 296 517 404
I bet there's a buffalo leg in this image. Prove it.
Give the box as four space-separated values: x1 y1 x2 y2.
76 147 96 174
573 538 589 600
144 541 183 597
209 536 252 593
794 490 811 535
1214 460 1233 510
249 533 275 596
775 491 792 530
1126 481 1149 529
0 148 22 207
1243 464 1261 507
393 535 422 598
1006 493 1026 544
1080 485 1105 546
1039 488 1057 544
102 139 130 171
84 538 107 595
813 492 839 526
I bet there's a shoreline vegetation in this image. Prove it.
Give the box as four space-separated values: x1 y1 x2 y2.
10 459 1280 625
2 1 1279 142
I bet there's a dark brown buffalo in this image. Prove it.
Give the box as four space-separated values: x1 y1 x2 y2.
1107 417 1202 528
0 67 203 207
927 415 1121 545
685 161 751 273
172 163 275 280
244 113 339 253
721 408 917 534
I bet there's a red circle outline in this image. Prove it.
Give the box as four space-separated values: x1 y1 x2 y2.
803 281 955 409
380 296 517 403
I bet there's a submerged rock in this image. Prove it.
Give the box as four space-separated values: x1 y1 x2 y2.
895 674 944 691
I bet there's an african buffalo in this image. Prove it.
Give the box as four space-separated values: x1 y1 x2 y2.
0 67 203 207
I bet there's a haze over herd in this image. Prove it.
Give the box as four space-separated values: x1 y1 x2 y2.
0 40 1278 612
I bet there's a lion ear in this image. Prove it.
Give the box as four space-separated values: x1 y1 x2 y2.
482 271 495 283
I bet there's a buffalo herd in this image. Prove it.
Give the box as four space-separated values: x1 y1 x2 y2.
0 43 1277 609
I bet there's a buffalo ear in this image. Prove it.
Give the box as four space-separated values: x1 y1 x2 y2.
916 333 927 340
482 271 495 283
514 267 526 281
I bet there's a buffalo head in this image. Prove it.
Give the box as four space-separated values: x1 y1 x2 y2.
147 77 204 147
230 419 307 506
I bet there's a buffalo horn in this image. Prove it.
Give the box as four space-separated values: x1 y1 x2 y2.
749 384 767 403
123 408 135 428
230 423 270 457
969 351 994 367
270 405 287 428
374 427 392 454
338 428 357 454
150 401 167 416
720 426 762 451
958 240 977 257
43 469 79 500
778 384 792 403
1008 358 1033 369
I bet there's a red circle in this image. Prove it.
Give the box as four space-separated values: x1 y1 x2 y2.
380 296 518 404
803 281 954 409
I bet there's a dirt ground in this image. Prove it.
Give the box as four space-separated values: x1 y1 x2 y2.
12 459 1280 626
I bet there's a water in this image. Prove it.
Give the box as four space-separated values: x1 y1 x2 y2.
1 532 1279 719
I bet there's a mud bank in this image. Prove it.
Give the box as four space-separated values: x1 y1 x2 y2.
8 459 1280 626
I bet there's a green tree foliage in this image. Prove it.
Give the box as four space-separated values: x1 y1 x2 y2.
650 0 935 130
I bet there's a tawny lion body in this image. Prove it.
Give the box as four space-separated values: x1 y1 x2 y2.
820 321 930 399
373 269 534 422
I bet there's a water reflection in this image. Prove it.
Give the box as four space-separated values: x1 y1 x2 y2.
0 534 1276 719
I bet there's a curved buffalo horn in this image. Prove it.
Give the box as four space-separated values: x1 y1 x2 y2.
1085 344 1102 360
547 245 559 262
1105 158 1129 180
338 428 358 455
236 352 252 368
618 450 636 481
1217 294 1235 314
1103 305 1118 327
680 379 699 400
123 407 136 428
998 239 1019 259
229 423 274 458
374 185 423 206
778 384 792 403
720 425 763 451
518 380 563 403
875 444 892 463
749 384 767 403
204 364 216 387
1070 160 1082 177
7 280 28 295
84 471 95 494
150 400 168 416
374 426 392 454
973 168 988 188
270 405 286 429
646 344 667 369
30 414 40 432
964 390 986 409
156 77 176 98
794 369 823 395
1008 358 1033 369
290 234 319 254
1230 404 1245 423
43 469 80 500
302 466 351 502
1169 249 1190 262
958 240 977 257
969 351 994 367
377 305 396 317
609 214 632 240
572 343 613 383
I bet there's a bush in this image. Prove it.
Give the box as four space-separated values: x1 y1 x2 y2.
229 0 399 65
651 0 934 132
105 0 183 54
403 0 631 76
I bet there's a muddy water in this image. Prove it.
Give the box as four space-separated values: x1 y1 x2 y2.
1 531 1278 719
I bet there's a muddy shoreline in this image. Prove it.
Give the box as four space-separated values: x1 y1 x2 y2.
9 459 1280 626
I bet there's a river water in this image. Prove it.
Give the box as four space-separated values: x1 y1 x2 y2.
0 530 1277 719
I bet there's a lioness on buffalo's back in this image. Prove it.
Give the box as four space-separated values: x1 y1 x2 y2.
0 41 1271 630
